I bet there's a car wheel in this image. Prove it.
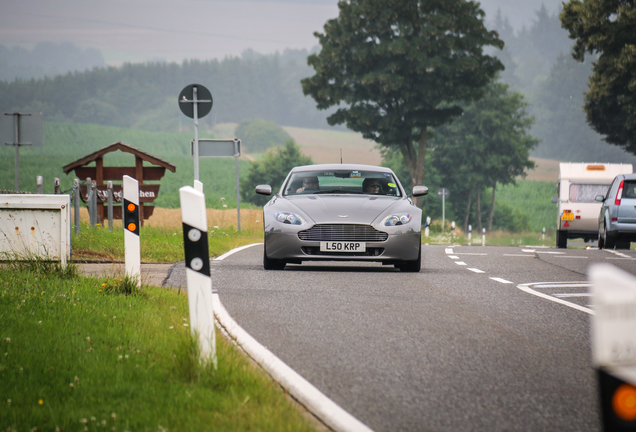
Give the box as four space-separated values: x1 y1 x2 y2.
605 231 616 250
397 245 421 273
598 227 605 249
556 230 567 249
263 245 285 270
616 240 631 250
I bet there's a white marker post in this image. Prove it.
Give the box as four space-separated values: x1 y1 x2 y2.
468 224 472 245
589 263 636 431
424 216 430 238
123 175 141 288
180 186 216 366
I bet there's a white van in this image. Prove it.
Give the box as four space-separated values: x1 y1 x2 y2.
554 163 633 248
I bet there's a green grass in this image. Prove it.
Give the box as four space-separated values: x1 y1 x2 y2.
0 260 318 432
497 180 556 233
71 224 262 263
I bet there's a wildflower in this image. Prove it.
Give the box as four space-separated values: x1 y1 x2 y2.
113 316 116 319
86 337 90 342
169 326 174 329
7 399 11 406
183 323 189 327
70 383 75 390
74 376 79 383
111 413 117 420
125 354 129 359
102 420 107 426
102 283 106 287
118 355 123 360
80 419 88 425
38 321 42 325
91 417 96 422
38 399 44 405
5 338 10 343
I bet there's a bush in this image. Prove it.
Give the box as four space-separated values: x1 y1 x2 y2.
235 119 292 153
240 139 313 206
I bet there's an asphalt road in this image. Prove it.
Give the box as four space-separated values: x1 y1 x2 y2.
166 244 636 432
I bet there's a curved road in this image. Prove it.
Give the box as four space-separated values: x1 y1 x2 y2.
166 244 636 431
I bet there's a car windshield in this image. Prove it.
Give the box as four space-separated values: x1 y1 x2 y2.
283 169 402 197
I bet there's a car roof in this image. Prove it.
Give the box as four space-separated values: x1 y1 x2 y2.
621 173 636 180
291 163 394 173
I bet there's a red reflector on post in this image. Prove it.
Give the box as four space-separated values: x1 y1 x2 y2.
564 221 570 227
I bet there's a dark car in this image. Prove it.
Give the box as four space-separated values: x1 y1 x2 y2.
255 164 428 271
597 173 636 249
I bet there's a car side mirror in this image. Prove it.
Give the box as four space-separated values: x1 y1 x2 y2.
551 197 559 204
255 185 272 196
595 195 605 202
412 186 428 197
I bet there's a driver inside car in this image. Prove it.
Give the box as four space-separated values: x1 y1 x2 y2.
296 176 320 193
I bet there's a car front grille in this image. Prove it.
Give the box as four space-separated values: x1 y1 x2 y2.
298 224 389 242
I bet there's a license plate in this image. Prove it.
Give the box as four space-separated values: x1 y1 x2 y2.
561 213 574 221
320 241 366 252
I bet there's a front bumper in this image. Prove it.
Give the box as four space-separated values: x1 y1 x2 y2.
264 228 421 263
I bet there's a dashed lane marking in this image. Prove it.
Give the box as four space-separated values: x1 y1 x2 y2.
445 248 454 254
467 268 485 273
490 277 513 284
455 261 467 266
449 255 459 259
503 254 534 257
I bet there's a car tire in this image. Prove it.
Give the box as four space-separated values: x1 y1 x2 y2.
397 245 421 273
263 245 285 270
598 228 605 249
605 232 616 250
616 240 631 250
556 230 567 249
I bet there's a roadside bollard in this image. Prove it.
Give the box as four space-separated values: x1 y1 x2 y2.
482 228 486 246
36 176 43 194
180 185 217 367
542 227 545 241
468 224 472 246
424 216 430 237
54 178 60 194
451 221 455 244
123 175 141 288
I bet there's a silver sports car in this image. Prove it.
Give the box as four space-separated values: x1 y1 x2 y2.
255 164 428 271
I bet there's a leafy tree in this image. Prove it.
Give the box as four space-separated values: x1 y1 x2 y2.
430 79 538 231
561 0 636 151
301 0 504 204
240 139 313 206
235 119 292 153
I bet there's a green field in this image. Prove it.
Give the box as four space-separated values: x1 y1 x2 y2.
0 122 558 232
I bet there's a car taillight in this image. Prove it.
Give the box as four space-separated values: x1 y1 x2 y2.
615 180 625 205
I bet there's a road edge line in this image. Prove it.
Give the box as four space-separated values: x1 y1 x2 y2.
212 245 374 432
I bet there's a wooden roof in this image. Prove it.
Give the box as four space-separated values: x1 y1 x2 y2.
62 142 176 174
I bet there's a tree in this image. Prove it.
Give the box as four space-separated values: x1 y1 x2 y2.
235 119 292 153
560 0 636 152
430 79 538 231
240 139 313 206
301 0 504 204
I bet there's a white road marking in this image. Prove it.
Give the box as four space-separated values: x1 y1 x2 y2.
453 253 488 256
535 251 566 255
467 268 485 273
554 293 593 298
555 256 588 259
215 242 262 260
521 249 536 253
517 282 594 315
605 250 631 258
490 277 513 284
449 255 459 259
606 257 636 260
455 261 467 266
445 248 454 254
503 254 534 257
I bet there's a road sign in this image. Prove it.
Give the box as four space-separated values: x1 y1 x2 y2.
438 188 449 198
438 188 449 232
192 139 241 157
178 84 213 119
123 175 141 288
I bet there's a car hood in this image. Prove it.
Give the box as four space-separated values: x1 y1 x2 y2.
286 195 403 224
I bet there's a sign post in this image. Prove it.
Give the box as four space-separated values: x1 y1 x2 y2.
180 185 216 366
123 175 141 288
178 84 213 182
589 263 636 431
195 138 242 232
1 112 43 191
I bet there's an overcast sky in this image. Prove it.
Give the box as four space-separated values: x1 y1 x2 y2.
0 0 564 65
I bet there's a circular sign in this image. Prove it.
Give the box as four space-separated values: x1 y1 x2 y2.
178 84 213 119
438 188 449 198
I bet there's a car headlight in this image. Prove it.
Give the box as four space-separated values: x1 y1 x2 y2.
274 211 305 225
382 213 412 226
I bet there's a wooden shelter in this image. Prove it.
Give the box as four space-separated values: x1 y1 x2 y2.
62 142 176 224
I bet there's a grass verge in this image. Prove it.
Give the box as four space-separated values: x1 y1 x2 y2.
0 260 318 432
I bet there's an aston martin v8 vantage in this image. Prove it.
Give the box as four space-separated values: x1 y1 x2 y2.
255 164 428 271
